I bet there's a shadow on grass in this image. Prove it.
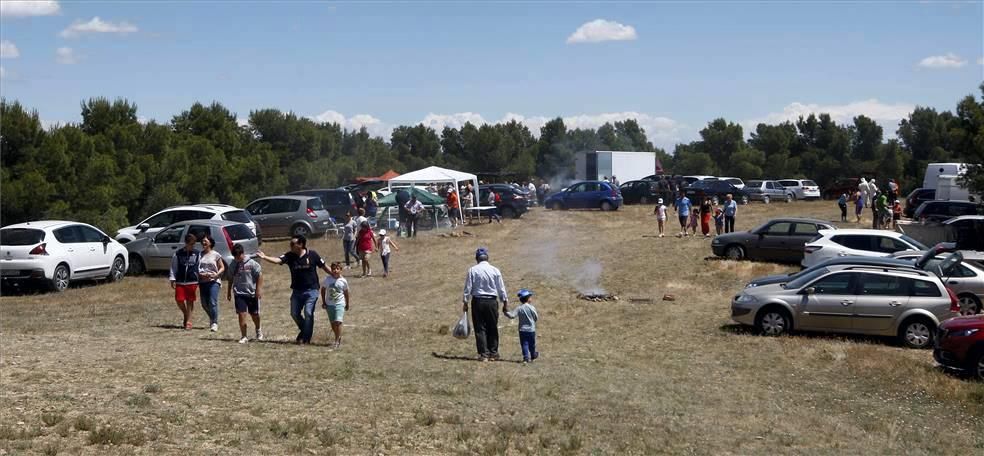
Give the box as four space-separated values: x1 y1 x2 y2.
1 278 111 296
719 323 901 347
431 352 524 364
933 364 980 382
206 335 334 347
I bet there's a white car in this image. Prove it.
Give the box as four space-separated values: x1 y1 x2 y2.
802 229 928 268
1 221 129 292
778 179 821 200
115 204 258 244
718 177 745 189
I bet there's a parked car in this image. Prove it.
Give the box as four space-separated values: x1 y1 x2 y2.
484 183 533 208
777 179 821 200
289 188 359 221
1 221 128 292
891 251 984 315
717 177 746 189
619 180 661 205
731 264 960 348
683 180 750 205
245 195 334 238
904 188 936 218
477 186 529 219
683 175 716 186
744 180 793 204
115 204 257 244
711 218 836 263
802 229 927 268
934 314 984 380
124 220 259 275
912 200 980 223
544 181 623 211
822 177 862 200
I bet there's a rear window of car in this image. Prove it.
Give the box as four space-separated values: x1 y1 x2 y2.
803 180 817 186
726 178 743 185
307 198 325 211
746 180 763 187
859 273 908 296
324 192 352 206
221 210 252 223
832 235 870 251
778 180 799 187
910 278 942 297
224 224 255 241
0 228 46 245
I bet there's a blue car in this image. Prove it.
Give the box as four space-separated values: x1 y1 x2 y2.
544 181 623 211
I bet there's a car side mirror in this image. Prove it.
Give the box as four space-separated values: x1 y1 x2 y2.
802 287 815 295
102 235 111 245
138 223 150 232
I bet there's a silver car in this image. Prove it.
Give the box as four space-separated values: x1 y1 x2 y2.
892 252 984 315
245 195 334 238
125 220 259 275
731 265 958 348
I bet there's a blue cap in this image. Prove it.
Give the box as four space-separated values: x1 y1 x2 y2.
475 247 488 259
517 288 533 299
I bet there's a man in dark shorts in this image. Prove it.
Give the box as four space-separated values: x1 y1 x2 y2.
674 191 692 237
227 244 263 344
257 235 330 344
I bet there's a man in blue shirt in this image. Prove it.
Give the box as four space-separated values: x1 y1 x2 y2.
675 191 692 237
722 193 738 233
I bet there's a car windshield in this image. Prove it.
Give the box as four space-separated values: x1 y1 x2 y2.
221 210 252 223
784 267 830 289
0 228 46 245
900 234 928 250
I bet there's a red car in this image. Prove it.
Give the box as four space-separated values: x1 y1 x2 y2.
934 314 984 380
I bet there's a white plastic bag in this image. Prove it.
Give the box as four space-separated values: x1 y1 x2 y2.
452 312 470 339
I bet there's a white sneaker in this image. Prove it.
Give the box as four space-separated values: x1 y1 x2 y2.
210 323 218 332
256 330 264 341
238 336 248 344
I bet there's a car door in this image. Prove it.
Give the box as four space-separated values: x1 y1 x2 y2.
798 272 859 330
147 225 187 271
277 199 302 235
784 222 822 263
566 183 589 209
246 200 277 237
52 225 88 277
851 273 909 332
77 225 114 277
752 221 793 261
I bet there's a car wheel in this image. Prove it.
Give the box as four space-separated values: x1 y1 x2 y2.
899 318 934 349
128 254 146 275
108 256 126 282
762 195 770 204
50 264 70 292
291 224 311 237
600 201 614 211
970 349 984 382
740 195 749 205
785 194 793 203
639 196 649 205
725 245 745 260
755 307 791 336
549 202 563 210
501 206 516 219
958 294 981 315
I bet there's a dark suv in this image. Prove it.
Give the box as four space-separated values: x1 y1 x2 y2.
935 314 984 380
290 188 359 220
477 186 528 219
684 180 750 205
904 188 937 218
913 200 980 223
619 180 661 204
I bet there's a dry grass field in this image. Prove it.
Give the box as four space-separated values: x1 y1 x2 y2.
2 200 983 455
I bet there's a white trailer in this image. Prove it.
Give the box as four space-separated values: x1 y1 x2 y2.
575 151 656 183
923 162 968 190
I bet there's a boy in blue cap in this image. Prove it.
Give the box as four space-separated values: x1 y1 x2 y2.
504 288 540 363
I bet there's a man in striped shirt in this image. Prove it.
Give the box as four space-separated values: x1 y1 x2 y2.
462 247 509 361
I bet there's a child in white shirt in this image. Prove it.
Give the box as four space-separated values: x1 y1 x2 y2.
654 198 667 238
377 229 400 278
504 289 539 363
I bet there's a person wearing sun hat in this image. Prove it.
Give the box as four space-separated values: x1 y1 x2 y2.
377 229 399 278
504 288 540 363
462 247 509 361
654 198 667 237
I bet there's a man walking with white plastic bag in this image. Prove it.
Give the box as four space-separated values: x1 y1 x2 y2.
462 247 509 361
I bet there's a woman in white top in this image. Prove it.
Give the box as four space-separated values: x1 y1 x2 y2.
198 234 226 332
377 229 400 278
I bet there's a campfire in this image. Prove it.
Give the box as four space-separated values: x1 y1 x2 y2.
577 293 619 302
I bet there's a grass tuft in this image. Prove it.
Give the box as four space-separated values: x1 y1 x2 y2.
73 415 96 432
87 425 146 446
41 411 65 427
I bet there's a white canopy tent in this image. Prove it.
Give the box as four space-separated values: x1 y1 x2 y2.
386 166 483 231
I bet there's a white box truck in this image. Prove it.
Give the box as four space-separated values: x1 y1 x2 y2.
923 163 968 190
575 151 656 183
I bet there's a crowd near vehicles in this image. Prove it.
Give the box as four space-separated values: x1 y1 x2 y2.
711 218 836 263
245 195 335 238
1 221 128 292
544 180 623 211
124 220 259 275
115 204 258 244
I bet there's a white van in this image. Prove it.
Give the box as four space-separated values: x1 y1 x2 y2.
923 163 968 190
936 175 978 202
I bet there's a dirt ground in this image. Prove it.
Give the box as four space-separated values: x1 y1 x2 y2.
2 200 983 455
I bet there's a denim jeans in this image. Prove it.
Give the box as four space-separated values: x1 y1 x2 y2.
342 239 356 265
381 253 390 274
199 281 221 325
290 288 319 343
519 331 538 361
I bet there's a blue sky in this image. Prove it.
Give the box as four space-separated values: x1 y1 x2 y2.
1 0 982 149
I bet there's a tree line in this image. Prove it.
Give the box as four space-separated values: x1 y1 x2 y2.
1 84 981 234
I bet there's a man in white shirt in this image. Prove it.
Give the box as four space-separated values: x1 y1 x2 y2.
462 247 509 361
404 195 424 238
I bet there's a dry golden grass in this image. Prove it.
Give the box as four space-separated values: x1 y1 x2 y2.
2 200 983 455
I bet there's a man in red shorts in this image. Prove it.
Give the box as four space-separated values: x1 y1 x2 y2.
169 233 202 330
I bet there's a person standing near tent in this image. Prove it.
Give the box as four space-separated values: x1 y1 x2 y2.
256 235 330 344
460 185 474 225
365 191 378 219
447 185 461 228
527 180 537 206
405 194 424 238
395 188 411 237
462 247 509 361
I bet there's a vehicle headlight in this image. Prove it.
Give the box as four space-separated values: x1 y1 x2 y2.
744 283 758 289
712 238 722 245
735 294 757 304
950 328 980 337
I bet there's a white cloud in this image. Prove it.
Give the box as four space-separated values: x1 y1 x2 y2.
0 0 60 18
0 66 6 80
744 99 915 134
60 17 138 38
311 110 388 138
566 19 637 44
0 40 19 58
918 52 967 69
55 47 79 64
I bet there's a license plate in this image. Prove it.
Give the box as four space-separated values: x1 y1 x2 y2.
1 270 20 276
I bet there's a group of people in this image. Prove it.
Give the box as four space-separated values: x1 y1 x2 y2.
837 177 903 229
651 191 739 238
340 210 400 277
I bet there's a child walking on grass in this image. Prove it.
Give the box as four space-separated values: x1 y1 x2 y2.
504 289 539 363
654 198 667 238
321 262 350 350
688 207 699 236
377 229 400 278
